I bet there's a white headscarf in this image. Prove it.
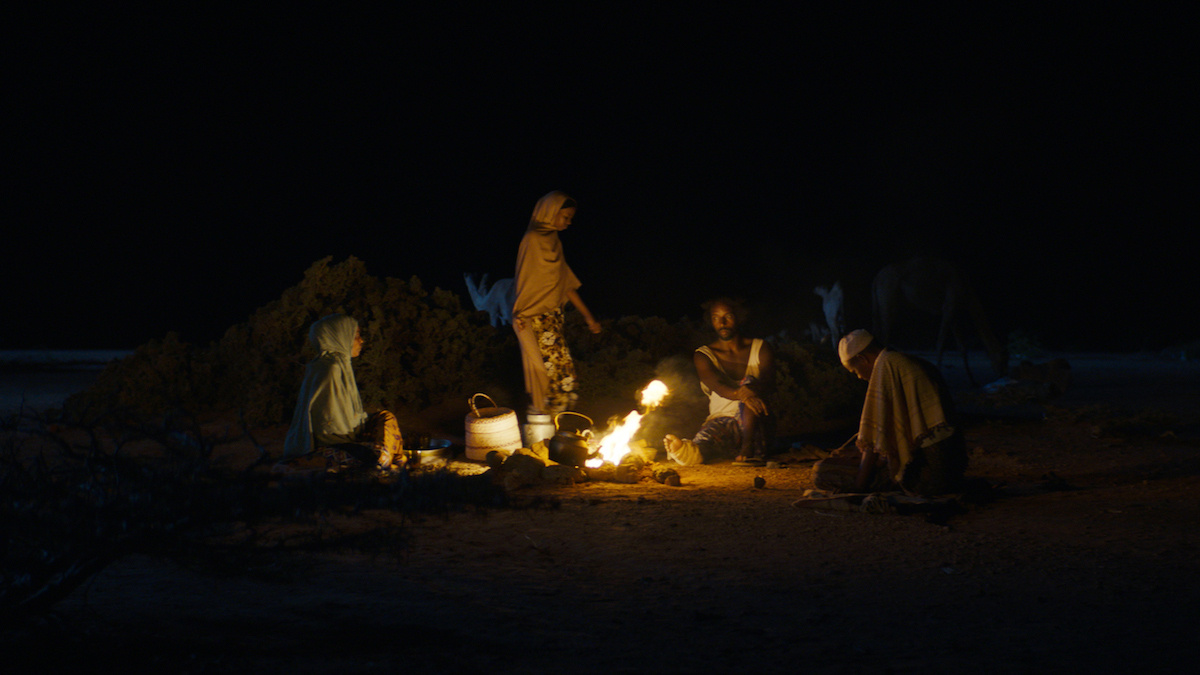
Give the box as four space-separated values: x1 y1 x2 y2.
283 314 368 458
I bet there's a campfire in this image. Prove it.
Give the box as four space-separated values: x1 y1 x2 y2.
585 380 670 468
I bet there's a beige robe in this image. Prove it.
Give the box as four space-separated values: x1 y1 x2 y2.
858 349 954 482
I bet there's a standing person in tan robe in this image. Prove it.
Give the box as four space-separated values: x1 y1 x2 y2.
513 190 602 414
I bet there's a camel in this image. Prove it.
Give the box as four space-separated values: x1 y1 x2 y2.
464 273 515 327
813 282 845 348
871 256 1008 386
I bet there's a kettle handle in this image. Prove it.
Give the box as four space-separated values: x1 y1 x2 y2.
468 393 498 416
554 411 593 432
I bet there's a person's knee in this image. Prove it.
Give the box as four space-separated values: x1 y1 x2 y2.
739 406 763 430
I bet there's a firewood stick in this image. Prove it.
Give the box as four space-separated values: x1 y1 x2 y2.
791 493 872 508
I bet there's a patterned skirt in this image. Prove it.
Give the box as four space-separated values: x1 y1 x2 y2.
692 376 773 459
529 308 578 413
287 410 405 474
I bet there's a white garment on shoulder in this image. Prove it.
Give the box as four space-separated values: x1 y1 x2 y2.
696 338 762 421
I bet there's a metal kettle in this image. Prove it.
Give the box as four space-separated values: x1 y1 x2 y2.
548 412 597 467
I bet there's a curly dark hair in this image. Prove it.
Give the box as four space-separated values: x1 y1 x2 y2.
701 296 749 327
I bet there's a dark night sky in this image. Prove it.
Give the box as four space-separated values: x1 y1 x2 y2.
7 6 1195 351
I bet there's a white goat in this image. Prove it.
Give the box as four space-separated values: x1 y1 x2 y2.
813 282 845 347
464 272 515 327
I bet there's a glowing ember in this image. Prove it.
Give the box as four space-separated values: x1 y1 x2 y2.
585 380 669 469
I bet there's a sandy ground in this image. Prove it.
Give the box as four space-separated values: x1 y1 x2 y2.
4 350 1200 673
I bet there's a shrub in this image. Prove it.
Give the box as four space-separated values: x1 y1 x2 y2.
68 257 515 425
1007 329 1048 362
566 313 708 407
67 258 863 439
63 331 214 425
766 337 864 433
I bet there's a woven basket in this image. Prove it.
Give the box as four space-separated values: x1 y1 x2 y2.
464 393 521 460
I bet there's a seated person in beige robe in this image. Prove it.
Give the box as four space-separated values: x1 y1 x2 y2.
813 329 966 496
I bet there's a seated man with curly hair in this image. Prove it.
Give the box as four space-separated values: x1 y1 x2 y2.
664 297 775 466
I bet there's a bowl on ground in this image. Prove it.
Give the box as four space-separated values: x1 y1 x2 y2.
408 438 454 465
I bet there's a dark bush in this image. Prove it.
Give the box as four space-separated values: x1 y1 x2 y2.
66 256 862 437
67 257 516 426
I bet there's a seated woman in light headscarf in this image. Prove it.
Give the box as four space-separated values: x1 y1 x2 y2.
279 313 404 473
513 190 602 414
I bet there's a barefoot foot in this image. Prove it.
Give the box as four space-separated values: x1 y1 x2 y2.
663 434 683 455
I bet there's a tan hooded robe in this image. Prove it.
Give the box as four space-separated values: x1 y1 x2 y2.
513 190 582 413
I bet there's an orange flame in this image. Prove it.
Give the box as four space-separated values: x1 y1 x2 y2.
640 379 669 409
585 380 669 468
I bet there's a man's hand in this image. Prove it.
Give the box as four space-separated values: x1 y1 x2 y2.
747 396 768 416
585 317 602 334
732 386 768 416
